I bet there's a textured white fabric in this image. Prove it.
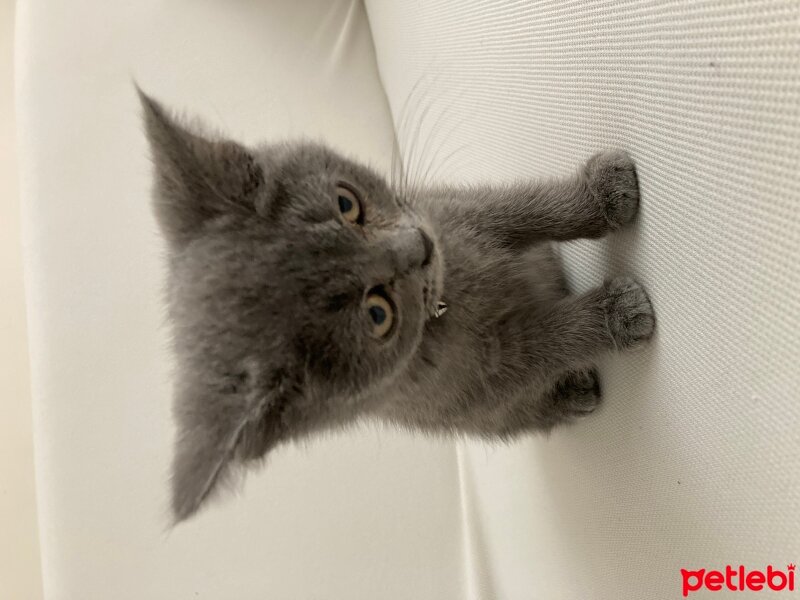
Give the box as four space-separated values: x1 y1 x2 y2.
365 1 800 598
15 1 465 598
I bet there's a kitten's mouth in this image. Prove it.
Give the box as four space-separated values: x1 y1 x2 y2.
419 228 444 320
423 284 433 317
423 270 444 320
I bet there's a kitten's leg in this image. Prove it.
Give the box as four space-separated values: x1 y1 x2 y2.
506 368 601 434
489 278 652 436
498 276 653 395
431 150 639 247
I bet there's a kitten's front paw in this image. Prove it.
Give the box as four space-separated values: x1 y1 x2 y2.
603 276 655 349
585 150 639 229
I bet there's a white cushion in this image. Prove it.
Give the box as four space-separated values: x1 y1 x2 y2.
365 1 800 598
16 1 463 597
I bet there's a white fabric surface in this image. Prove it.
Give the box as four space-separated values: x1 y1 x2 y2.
365 1 800 598
15 1 464 598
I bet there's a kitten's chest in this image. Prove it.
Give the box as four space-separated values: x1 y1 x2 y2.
439 240 564 325
400 239 564 402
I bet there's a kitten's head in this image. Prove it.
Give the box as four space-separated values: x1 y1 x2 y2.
139 90 442 522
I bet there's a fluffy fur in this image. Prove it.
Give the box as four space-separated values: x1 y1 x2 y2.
139 90 655 523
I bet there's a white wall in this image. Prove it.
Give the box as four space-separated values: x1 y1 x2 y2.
0 0 44 598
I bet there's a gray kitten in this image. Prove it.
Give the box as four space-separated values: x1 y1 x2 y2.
139 91 655 523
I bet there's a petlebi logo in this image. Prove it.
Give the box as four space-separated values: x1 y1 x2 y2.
681 564 796 596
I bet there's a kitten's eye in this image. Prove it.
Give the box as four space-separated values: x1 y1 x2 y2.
336 183 363 225
366 290 395 339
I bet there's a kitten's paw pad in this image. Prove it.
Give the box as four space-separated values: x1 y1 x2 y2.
585 150 639 229
552 368 602 415
604 277 655 349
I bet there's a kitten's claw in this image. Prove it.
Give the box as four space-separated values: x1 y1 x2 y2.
585 150 640 229
603 276 655 349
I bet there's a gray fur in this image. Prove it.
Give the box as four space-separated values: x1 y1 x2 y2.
139 90 655 523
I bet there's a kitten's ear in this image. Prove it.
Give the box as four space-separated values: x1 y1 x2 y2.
137 87 264 245
170 372 290 523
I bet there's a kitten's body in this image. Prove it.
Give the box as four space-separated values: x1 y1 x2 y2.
139 90 654 522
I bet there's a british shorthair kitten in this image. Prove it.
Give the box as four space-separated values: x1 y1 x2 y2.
139 90 655 522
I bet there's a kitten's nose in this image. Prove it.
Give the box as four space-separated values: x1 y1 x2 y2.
383 227 435 274
419 229 434 268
